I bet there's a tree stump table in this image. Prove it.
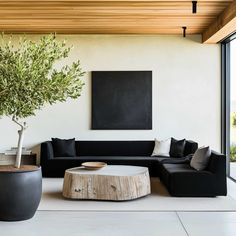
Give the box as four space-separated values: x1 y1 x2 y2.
62 165 151 201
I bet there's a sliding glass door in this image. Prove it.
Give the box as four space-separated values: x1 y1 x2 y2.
222 34 236 180
229 39 236 179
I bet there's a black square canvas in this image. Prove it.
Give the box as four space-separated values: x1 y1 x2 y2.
92 71 152 129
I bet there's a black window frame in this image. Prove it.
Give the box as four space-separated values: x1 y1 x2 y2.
221 33 236 178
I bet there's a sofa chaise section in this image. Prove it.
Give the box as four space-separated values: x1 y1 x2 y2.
160 151 227 197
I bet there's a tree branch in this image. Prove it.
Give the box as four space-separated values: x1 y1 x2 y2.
12 116 27 130
0 89 7 96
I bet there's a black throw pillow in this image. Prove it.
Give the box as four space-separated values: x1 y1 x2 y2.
169 138 186 158
51 138 76 157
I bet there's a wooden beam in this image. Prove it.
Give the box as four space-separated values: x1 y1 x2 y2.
203 0 236 43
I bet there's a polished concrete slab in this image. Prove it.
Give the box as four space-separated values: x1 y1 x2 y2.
2 211 236 236
0 211 187 236
178 212 236 236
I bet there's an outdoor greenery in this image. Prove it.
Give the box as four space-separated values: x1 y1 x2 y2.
232 113 236 128
230 145 236 162
230 113 236 162
0 35 85 168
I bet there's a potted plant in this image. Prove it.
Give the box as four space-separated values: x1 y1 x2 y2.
0 35 84 221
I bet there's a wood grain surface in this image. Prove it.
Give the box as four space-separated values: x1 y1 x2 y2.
62 165 151 201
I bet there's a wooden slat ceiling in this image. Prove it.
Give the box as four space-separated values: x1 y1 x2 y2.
0 0 233 38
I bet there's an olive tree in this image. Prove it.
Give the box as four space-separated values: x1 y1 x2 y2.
0 35 85 168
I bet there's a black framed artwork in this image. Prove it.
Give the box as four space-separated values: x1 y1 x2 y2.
92 71 152 130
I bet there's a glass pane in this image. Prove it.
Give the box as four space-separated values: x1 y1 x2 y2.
230 39 236 179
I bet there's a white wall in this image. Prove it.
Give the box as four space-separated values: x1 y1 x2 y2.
0 34 221 154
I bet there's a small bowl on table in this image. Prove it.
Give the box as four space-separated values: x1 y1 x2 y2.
81 162 107 170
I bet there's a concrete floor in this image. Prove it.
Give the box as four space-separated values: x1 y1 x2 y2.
1 211 236 236
1 179 236 236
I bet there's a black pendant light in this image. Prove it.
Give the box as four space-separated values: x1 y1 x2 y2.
182 27 187 37
182 1 197 38
192 1 197 14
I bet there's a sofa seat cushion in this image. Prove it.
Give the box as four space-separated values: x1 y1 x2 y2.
50 156 79 160
48 156 160 170
50 155 157 161
156 155 192 164
162 163 198 173
45 156 160 177
161 163 216 197
159 163 183 188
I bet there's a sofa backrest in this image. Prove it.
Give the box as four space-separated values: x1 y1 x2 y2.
41 139 198 158
76 141 154 156
75 140 198 156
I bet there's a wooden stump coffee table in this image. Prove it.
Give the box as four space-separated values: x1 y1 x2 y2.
62 165 151 201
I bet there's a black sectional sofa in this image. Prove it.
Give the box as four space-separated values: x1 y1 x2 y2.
40 140 227 197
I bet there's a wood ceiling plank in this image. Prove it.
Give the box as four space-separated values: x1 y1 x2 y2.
0 0 232 2
0 1 230 7
0 0 232 38
0 17 214 24
0 27 204 35
0 1 230 11
0 2 229 13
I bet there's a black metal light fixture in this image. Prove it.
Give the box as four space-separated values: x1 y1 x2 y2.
182 27 187 37
192 1 197 14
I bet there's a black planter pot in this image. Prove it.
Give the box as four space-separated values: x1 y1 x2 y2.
0 166 42 221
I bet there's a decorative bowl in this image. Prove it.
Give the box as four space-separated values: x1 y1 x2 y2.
81 162 107 170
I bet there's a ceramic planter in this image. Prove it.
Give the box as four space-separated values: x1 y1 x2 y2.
0 166 42 221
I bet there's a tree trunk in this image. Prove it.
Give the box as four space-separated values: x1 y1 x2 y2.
15 128 25 168
12 116 27 168
63 166 151 201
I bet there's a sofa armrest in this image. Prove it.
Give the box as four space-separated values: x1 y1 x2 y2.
207 151 226 175
207 150 227 195
40 141 54 163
